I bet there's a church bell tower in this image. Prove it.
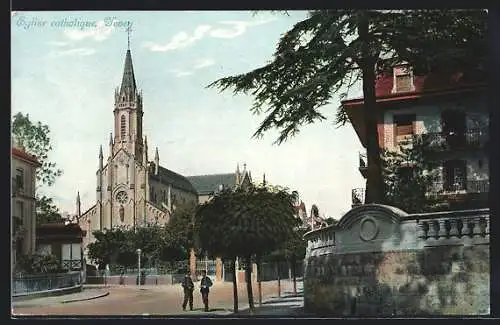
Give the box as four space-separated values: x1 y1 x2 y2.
112 29 144 160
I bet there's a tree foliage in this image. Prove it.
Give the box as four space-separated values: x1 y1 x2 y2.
382 135 440 213
12 112 64 224
36 195 64 225
168 201 198 256
194 183 300 312
87 223 188 270
12 112 63 186
15 254 64 274
207 10 487 205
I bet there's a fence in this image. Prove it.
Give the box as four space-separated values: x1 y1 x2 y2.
258 261 304 282
13 271 82 296
86 260 190 285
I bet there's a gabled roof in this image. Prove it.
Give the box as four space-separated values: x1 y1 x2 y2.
149 164 198 194
186 173 237 195
11 147 41 166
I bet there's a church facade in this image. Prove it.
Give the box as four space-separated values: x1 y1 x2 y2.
76 47 252 258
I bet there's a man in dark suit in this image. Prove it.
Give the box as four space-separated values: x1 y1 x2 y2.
200 270 213 312
181 273 194 311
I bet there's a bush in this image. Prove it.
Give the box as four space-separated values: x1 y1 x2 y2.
15 254 64 274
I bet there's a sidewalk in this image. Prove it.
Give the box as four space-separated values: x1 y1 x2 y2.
12 288 109 309
232 281 304 316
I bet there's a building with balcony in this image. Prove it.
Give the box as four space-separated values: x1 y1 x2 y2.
343 64 488 210
11 147 42 267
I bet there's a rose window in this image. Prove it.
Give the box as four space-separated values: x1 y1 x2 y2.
116 191 128 204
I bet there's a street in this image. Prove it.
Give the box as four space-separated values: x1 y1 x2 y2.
12 280 301 316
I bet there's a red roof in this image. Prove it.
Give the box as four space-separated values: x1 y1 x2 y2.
12 147 41 166
342 68 487 107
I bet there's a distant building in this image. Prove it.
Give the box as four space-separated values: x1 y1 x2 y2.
343 63 488 210
11 146 41 266
36 223 86 272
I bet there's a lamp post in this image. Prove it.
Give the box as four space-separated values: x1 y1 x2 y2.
136 248 141 286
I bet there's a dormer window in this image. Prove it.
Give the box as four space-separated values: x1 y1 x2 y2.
392 65 415 93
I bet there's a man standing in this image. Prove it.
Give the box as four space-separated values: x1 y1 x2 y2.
181 273 194 311
200 270 213 312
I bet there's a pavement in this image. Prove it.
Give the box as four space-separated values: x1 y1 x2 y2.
12 288 110 309
11 280 304 316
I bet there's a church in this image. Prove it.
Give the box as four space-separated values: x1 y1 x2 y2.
76 44 253 252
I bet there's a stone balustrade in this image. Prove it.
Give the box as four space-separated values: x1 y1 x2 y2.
303 204 490 316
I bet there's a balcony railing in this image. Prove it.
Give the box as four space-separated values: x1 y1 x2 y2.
352 180 488 206
352 188 365 206
424 127 488 151
428 179 489 195
358 152 368 178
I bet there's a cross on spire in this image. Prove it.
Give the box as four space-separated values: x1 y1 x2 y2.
127 24 132 50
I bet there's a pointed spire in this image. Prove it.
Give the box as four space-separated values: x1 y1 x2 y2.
76 191 81 217
155 147 159 160
109 133 113 145
154 147 159 175
243 163 247 172
263 173 266 186
119 45 137 98
236 163 240 173
99 145 103 158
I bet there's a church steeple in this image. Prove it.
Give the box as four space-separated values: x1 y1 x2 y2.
119 49 137 98
113 31 144 160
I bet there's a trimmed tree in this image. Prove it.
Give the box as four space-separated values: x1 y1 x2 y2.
194 183 299 313
207 10 487 205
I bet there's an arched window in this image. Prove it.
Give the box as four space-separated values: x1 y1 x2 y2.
120 115 127 140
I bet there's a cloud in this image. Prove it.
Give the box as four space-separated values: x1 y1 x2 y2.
193 58 215 69
47 41 69 47
49 47 96 58
143 18 277 52
63 20 114 42
143 25 211 52
169 69 193 77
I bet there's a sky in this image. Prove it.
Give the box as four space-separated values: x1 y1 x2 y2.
11 11 365 219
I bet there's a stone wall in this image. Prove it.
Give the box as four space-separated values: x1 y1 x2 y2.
303 204 489 316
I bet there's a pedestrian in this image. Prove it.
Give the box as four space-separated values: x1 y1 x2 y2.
199 270 213 312
181 273 194 311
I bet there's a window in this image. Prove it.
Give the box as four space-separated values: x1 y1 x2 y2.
15 168 24 190
394 114 416 136
393 66 414 93
443 160 467 191
16 201 24 220
120 115 127 140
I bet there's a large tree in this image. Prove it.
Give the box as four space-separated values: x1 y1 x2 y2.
194 183 299 313
382 135 441 213
12 112 64 224
208 10 487 204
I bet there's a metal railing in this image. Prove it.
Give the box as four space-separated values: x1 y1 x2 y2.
352 188 365 206
13 271 82 296
428 179 489 195
61 259 82 271
423 127 488 151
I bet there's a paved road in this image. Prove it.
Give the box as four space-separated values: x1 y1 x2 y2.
12 280 302 316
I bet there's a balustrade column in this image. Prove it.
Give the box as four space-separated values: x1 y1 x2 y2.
418 222 429 239
428 221 438 238
461 219 471 238
438 220 448 238
472 218 483 237
449 219 460 238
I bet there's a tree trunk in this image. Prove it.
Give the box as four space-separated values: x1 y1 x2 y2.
276 262 281 298
231 257 239 313
245 256 255 313
256 256 262 306
291 259 297 295
358 12 385 204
